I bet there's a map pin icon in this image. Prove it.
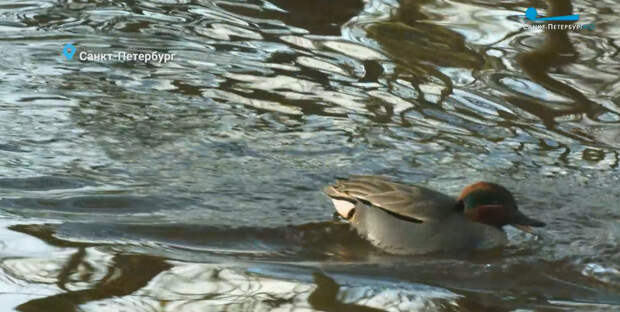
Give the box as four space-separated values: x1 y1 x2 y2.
525 7 538 21
63 43 76 60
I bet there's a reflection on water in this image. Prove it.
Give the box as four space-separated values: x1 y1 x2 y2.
4 221 620 311
1 0 620 310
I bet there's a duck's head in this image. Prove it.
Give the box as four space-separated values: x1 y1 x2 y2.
458 182 545 234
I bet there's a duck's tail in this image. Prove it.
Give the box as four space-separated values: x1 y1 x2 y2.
323 184 357 219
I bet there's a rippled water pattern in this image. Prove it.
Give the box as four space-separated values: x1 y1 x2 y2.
1 0 619 310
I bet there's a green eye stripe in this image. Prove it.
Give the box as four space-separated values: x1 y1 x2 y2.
463 190 502 210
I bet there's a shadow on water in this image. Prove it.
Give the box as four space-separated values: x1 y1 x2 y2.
514 0 604 136
361 0 620 150
7 222 620 311
16 253 171 312
223 0 365 36
309 272 386 312
366 0 484 109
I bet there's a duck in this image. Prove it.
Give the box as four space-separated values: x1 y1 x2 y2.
323 175 545 255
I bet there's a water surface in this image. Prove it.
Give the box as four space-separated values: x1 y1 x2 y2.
1 0 619 310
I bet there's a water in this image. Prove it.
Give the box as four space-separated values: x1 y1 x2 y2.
1 0 619 310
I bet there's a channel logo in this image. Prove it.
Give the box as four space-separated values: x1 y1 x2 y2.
522 7 594 31
525 7 579 22
60 43 176 63
63 43 76 60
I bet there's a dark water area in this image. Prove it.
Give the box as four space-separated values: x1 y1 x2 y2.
1 0 619 310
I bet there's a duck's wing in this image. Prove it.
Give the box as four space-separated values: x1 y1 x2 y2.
324 175 458 222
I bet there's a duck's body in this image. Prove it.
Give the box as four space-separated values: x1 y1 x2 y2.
351 200 508 254
324 176 544 255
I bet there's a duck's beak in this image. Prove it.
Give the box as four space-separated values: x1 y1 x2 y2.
510 210 546 235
